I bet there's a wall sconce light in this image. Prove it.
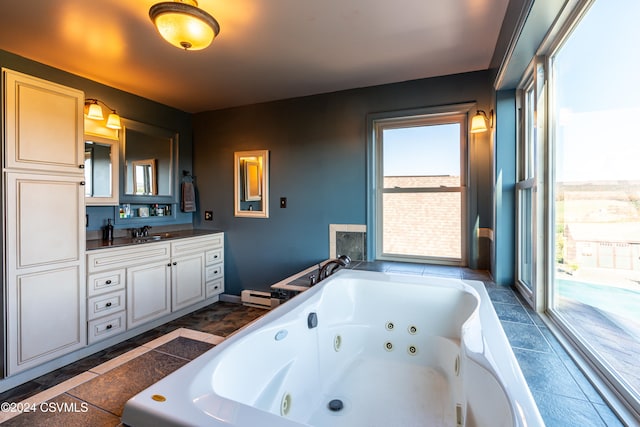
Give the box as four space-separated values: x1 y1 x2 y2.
149 0 220 51
470 109 493 133
84 99 122 130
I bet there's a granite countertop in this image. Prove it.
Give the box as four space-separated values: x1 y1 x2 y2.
86 228 224 251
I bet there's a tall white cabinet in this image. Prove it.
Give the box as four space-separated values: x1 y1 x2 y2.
3 69 86 375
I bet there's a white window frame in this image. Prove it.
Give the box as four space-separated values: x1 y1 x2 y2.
530 0 640 420
367 104 472 265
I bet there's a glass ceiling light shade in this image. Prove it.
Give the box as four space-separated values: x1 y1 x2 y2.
470 110 493 133
149 0 220 51
84 98 122 130
86 101 104 121
105 112 122 130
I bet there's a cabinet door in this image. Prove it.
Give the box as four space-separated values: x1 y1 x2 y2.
3 68 84 174
5 172 85 269
5 172 86 375
7 266 86 374
127 261 171 329
171 253 206 311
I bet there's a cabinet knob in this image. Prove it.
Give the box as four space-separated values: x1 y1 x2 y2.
80 181 85 186
106 302 112 307
106 324 113 330
79 164 85 169
214 255 219 259
167 263 172 267
105 280 112 285
172 262 177 265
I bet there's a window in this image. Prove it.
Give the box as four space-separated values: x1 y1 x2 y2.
548 0 640 413
515 73 537 300
371 108 468 265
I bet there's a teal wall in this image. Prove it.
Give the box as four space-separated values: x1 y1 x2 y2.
0 49 194 231
192 71 494 295
1 49 500 295
493 90 517 285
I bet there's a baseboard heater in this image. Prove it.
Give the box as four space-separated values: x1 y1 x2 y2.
241 290 279 309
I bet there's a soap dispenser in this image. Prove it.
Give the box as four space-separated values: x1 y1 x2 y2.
103 218 114 241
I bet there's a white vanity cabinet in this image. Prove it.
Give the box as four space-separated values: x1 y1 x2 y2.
85 232 224 341
127 259 172 329
87 242 171 335
170 233 224 310
205 244 225 297
3 69 86 375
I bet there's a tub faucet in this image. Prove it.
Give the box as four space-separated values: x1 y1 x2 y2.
316 255 351 283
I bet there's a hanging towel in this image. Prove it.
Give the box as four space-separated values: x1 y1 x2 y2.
181 181 196 212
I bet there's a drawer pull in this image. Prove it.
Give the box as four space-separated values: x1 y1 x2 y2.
214 285 219 289
106 324 113 330
173 261 177 265
105 279 112 285
106 302 112 307
214 254 219 258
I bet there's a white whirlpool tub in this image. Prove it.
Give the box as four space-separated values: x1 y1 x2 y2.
122 270 544 427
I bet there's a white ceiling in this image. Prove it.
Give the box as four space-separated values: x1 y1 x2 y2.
0 0 509 113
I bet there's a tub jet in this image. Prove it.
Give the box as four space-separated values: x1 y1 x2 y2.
328 399 344 412
307 312 318 329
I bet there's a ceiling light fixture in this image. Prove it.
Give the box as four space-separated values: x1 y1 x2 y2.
470 109 493 133
149 0 220 51
84 99 122 130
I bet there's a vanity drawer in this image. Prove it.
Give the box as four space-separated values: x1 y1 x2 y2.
88 311 126 344
87 243 170 272
171 233 223 257
205 247 223 265
206 277 224 298
88 290 126 320
87 269 125 297
205 263 223 282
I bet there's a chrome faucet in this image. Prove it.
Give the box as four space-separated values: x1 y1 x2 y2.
315 255 351 284
132 225 152 238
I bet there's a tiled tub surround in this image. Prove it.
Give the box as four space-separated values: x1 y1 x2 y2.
329 224 366 260
0 262 626 426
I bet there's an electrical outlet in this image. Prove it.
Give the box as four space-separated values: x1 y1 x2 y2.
280 197 287 208
204 211 213 221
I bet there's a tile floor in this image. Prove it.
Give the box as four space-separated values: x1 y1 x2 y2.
0 261 629 426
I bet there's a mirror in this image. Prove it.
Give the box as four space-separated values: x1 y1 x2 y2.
84 135 120 206
234 150 269 218
132 159 157 195
121 119 177 202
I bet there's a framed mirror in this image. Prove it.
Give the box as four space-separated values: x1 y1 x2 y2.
234 150 269 218
132 159 157 195
121 119 177 203
84 132 120 206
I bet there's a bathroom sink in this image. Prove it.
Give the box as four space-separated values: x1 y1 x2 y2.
153 233 176 239
132 235 163 243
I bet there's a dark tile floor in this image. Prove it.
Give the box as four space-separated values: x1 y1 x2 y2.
0 262 629 426
0 302 264 426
